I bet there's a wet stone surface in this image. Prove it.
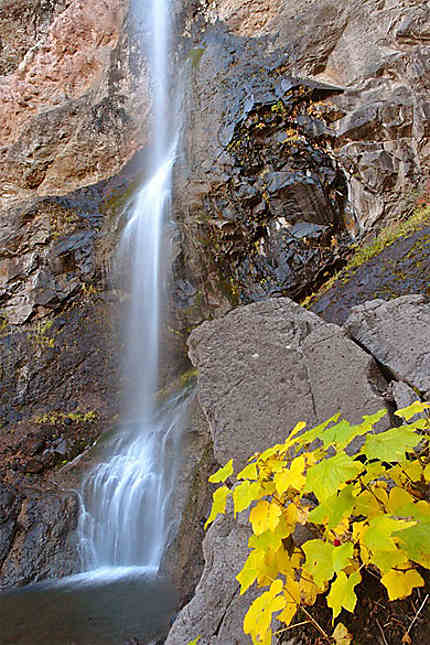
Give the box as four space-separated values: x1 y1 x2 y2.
198 72 352 305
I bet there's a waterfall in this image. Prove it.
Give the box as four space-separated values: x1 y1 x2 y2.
78 0 185 574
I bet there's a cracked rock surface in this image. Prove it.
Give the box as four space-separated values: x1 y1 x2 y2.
345 295 430 396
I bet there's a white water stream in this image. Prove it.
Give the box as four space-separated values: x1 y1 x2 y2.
78 0 185 575
0 3 185 642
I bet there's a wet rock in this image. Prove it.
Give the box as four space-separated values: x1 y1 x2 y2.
188 297 389 470
175 29 350 317
345 295 430 394
0 490 79 590
0 483 21 568
162 397 217 607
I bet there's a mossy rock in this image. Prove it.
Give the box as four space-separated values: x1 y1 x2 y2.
308 209 430 324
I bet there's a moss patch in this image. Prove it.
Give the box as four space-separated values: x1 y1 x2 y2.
302 205 430 311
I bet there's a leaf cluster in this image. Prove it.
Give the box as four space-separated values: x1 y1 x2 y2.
205 401 430 644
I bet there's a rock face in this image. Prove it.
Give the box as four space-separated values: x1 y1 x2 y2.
0 0 150 210
162 395 217 607
173 0 430 329
188 298 390 470
310 224 430 325
345 295 430 396
200 0 430 229
0 485 79 591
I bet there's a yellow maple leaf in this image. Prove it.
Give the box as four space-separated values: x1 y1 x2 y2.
332 622 353 644
381 568 424 600
250 500 271 535
204 485 230 529
274 456 306 495
208 459 233 483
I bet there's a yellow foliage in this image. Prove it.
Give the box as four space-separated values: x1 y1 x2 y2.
203 400 430 643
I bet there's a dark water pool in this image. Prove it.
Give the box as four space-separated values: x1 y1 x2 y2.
0 567 177 645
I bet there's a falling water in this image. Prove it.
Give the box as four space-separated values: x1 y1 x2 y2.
78 0 185 574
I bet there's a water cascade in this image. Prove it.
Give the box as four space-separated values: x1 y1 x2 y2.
0 1 186 641
78 0 184 574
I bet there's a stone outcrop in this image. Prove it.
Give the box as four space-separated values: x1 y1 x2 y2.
173 0 430 329
165 499 258 645
345 295 430 397
200 0 430 228
188 297 390 469
309 223 430 324
0 485 79 590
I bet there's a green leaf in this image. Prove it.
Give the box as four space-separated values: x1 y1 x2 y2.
321 420 361 450
309 485 355 530
394 521 430 567
304 453 364 502
302 539 336 586
371 549 409 574
394 401 430 421
360 409 388 431
288 414 340 450
209 459 234 483
363 516 416 552
204 485 230 529
363 428 419 462
187 639 201 645
332 542 354 573
327 571 361 620
232 480 263 515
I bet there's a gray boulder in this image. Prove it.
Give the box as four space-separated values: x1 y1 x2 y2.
168 297 392 644
345 295 430 395
188 297 390 469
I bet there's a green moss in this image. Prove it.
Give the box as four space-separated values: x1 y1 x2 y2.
187 47 205 70
301 205 430 309
156 368 198 404
34 409 99 425
29 319 56 348
102 176 144 217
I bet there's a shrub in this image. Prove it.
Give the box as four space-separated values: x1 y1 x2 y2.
205 401 430 644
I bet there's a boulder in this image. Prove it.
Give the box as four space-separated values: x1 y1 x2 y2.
188 298 390 470
165 499 258 645
345 295 430 395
